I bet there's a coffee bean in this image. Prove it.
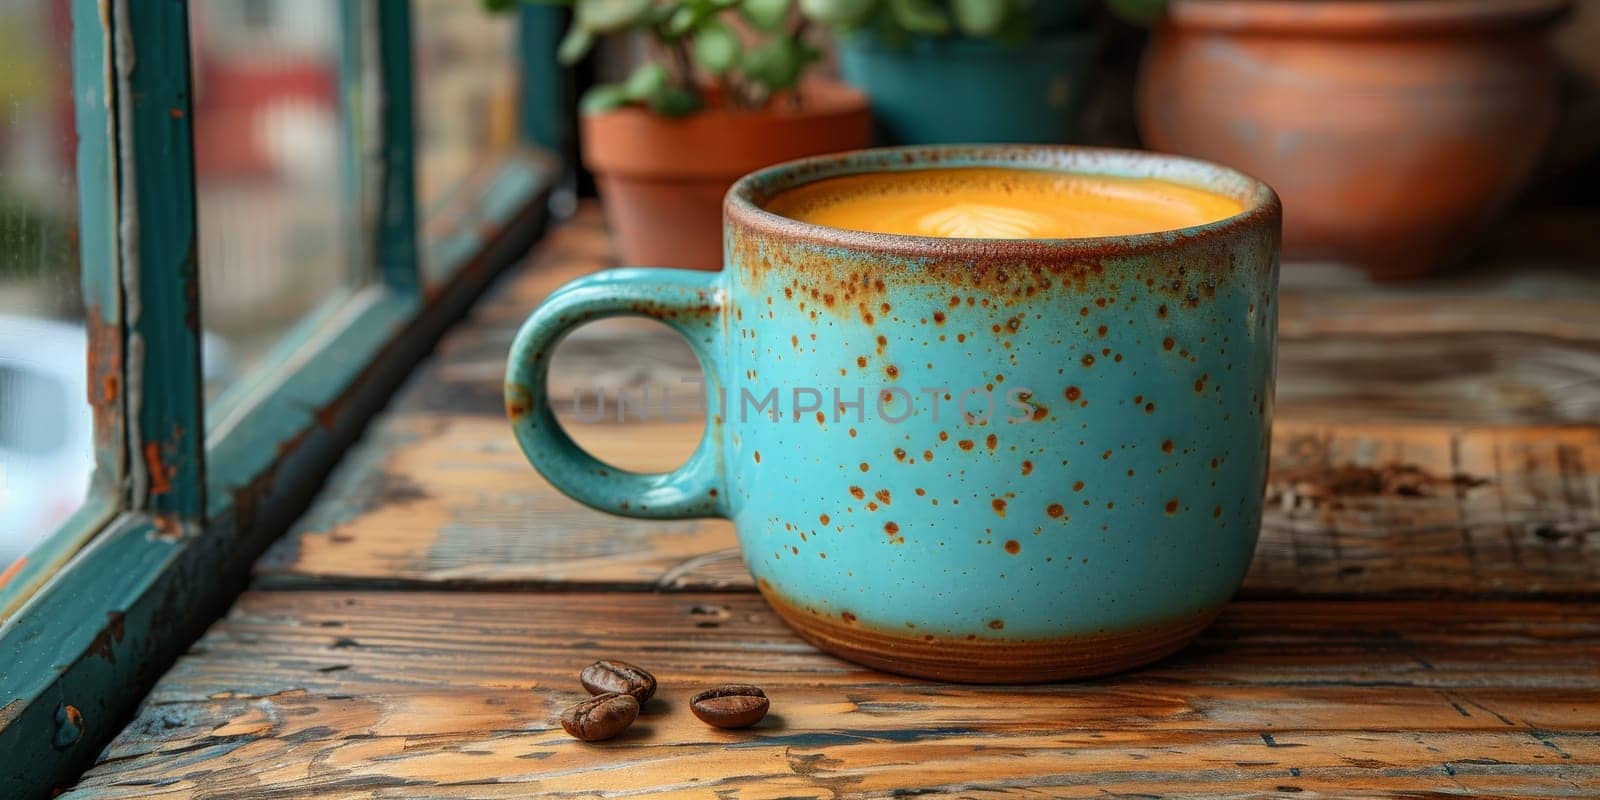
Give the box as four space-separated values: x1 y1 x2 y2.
580 660 657 703
560 692 639 741
690 684 769 729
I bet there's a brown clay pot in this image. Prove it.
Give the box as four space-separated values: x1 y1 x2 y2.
1137 0 1570 279
580 80 872 270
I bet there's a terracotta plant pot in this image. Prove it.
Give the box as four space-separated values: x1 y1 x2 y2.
580 80 872 270
1137 0 1570 279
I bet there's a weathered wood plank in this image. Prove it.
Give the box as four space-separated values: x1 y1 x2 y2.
63 591 1600 798
256 414 1600 597
68 209 1600 798
1256 423 1600 597
254 417 740 589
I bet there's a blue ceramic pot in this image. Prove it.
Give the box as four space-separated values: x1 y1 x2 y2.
507 146 1281 682
837 29 1099 145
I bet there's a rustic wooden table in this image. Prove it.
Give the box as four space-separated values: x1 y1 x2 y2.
63 207 1600 797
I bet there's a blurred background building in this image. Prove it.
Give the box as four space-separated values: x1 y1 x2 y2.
1 0 84 567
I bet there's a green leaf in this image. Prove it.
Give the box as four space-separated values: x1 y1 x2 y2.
621 62 672 101
887 0 949 35
741 0 792 31
574 0 652 32
741 40 795 91
480 0 520 12
692 19 742 74
650 85 703 116
556 25 596 65
665 0 743 37
950 0 1007 37
742 38 819 95
665 5 700 36
798 0 876 26
579 83 631 114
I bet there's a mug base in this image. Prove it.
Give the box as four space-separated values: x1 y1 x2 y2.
759 584 1222 683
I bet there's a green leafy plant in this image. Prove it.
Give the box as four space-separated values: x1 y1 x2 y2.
799 0 1165 41
487 0 822 117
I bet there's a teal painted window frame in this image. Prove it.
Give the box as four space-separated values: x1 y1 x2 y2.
0 2 565 796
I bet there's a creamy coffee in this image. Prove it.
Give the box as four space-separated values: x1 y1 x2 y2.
764 167 1244 239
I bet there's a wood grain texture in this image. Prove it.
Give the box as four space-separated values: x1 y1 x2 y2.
67 207 1600 798
63 591 1600 799
254 412 1600 598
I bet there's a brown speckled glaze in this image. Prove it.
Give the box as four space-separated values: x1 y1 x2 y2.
509 145 1280 682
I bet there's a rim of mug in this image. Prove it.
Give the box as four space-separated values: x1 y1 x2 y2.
725 144 1281 261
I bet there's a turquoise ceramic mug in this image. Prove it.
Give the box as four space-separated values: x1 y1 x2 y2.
507 145 1280 682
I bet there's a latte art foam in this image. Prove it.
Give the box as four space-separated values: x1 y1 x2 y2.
764 167 1244 239
915 203 1058 239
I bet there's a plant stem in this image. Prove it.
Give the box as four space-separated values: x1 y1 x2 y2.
668 36 697 98
788 14 810 43
787 15 811 109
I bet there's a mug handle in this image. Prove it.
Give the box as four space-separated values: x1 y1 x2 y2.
505 267 726 519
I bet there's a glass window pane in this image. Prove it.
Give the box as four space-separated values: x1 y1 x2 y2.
412 0 520 279
0 0 90 570
191 0 362 416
